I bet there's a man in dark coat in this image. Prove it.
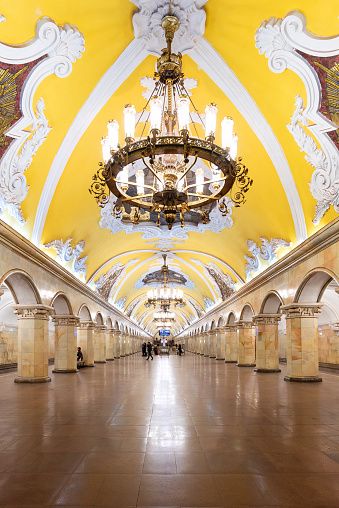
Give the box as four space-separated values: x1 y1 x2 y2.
142 342 147 356
146 341 153 360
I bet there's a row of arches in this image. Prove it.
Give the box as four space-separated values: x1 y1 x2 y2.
0 269 145 382
184 269 339 382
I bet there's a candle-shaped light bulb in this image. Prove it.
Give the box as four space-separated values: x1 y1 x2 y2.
177 96 190 132
205 103 218 139
107 120 119 151
123 104 136 140
221 117 234 149
195 167 204 194
101 137 111 163
136 168 145 195
150 97 162 131
229 133 238 160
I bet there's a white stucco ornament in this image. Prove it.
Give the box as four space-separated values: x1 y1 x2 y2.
44 238 87 279
132 0 207 54
255 11 339 223
0 18 84 224
245 238 290 280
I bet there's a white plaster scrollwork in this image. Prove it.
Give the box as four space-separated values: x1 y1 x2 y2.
245 238 290 280
255 11 339 223
43 238 87 279
0 98 50 222
288 96 339 223
0 18 84 223
132 0 207 54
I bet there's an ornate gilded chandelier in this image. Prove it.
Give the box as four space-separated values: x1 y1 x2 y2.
90 15 252 230
145 254 185 309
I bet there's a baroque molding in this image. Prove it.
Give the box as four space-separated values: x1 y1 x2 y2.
43 238 87 279
0 18 84 222
0 98 51 222
281 303 323 318
14 304 52 319
245 237 290 280
255 11 339 223
132 0 207 54
253 313 281 325
52 314 80 326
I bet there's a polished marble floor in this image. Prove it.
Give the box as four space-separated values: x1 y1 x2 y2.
1 354 339 507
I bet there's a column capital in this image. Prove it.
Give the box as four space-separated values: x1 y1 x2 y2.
52 314 80 326
253 313 281 325
225 324 237 331
331 322 339 335
95 325 107 331
281 303 323 318
14 304 53 320
236 320 255 329
78 320 95 329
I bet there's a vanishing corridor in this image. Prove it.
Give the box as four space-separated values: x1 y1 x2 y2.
1 355 339 507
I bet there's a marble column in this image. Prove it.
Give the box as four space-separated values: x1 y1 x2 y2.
203 332 210 357
106 328 115 361
237 321 256 367
253 314 281 373
225 325 238 363
52 314 79 373
114 331 121 358
209 331 217 358
282 303 322 382
330 323 339 364
14 305 52 383
215 328 226 360
94 325 107 363
77 321 94 367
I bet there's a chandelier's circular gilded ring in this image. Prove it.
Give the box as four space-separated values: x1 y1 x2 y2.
105 136 236 210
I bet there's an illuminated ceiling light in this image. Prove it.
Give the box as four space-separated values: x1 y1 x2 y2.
153 311 175 322
90 15 253 230
145 253 185 309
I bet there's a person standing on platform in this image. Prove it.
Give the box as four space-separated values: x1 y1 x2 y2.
142 342 147 357
178 343 182 356
146 341 153 360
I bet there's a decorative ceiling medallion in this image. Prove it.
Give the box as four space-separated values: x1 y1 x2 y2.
255 11 339 223
245 237 290 280
132 0 207 54
43 238 87 279
0 18 84 223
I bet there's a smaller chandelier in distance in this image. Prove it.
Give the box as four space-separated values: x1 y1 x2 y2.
90 14 253 230
153 311 175 322
145 254 185 309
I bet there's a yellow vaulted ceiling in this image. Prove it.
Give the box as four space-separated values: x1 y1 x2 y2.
0 0 338 334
